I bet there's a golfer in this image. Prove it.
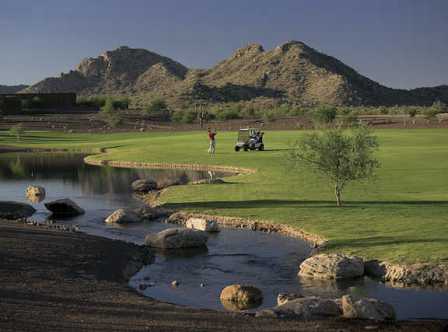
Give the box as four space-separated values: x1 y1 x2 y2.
207 128 217 154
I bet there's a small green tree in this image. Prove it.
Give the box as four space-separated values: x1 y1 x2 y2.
100 98 122 128
311 105 337 127
9 123 25 141
288 126 380 206
145 98 170 120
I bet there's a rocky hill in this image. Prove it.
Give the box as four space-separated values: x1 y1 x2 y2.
0 85 28 94
22 42 448 108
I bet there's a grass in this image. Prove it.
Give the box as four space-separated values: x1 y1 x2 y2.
1 129 447 264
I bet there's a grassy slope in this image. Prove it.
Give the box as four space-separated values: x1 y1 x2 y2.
1 129 447 264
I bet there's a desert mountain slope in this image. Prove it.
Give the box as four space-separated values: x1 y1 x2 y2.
22 42 448 107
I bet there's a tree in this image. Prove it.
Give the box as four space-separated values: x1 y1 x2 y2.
311 105 337 127
100 97 122 128
145 98 170 120
288 126 380 206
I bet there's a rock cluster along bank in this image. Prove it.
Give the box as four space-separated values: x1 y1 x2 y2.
167 211 326 248
298 253 448 288
165 213 448 287
256 294 396 321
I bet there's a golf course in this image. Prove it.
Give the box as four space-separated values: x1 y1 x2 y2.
1 128 447 265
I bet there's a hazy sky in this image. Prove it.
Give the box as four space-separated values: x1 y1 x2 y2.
1 0 447 89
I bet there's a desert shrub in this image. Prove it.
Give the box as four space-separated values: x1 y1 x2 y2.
431 100 447 114
9 123 25 141
214 107 241 121
172 109 197 123
145 98 170 120
407 108 418 118
100 98 122 127
76 96 107 108
311 105 337 126
423 107 439 120
112 97 130 110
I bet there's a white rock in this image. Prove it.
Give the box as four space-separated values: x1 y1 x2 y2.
185 217 220 232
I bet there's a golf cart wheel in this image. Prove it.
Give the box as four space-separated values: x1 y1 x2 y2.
258 144 264 151
235 146 240 152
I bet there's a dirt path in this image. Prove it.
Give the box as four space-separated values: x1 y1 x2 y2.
0 221 446 332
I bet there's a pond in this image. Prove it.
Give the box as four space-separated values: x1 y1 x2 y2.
0 152 447 319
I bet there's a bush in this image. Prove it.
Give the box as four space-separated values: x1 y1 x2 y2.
172 110 197 123
311 105 337 126
407 108 418 118
214 107 241 121
100 98 122 128
112 97 130 110
145 98 170 120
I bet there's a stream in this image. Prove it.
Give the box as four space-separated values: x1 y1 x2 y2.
0 152 447 319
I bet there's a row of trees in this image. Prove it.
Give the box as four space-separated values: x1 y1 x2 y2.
86 94 448 129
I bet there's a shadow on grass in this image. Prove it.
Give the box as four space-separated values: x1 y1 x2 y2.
165 199 448 210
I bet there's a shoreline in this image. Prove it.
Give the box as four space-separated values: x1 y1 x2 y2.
1 220 446 331
3 147 448 288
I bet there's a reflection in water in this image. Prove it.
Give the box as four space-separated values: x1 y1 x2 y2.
0 153 229 196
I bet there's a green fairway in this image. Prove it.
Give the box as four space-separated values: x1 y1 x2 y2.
1 129 447 264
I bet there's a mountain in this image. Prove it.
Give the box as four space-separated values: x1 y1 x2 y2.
0 85 29 94
23 42 448 108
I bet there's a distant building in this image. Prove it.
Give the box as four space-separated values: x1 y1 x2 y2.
0 93 77 115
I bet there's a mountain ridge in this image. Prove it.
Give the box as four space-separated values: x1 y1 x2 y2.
21 42 448 108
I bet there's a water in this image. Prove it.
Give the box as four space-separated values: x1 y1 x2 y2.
0 152 447 319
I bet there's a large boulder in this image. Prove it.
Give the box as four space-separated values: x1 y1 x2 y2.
44 199 85 217
267 296 341 320
105 208 140 224
131 179 158 193
144 228 208 249
341 295 396 321
220 284 263 311
299 254 364 280
186 217 220 232
0 201 36 219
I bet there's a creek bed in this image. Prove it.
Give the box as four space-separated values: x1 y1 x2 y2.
0 152 447 319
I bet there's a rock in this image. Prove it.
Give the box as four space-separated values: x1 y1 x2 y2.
131 179 157 193
299 254 364 280
220 284 263 311
25 185 46 203
255 309 279 318
277 292 303 306
382 263 448 286
274 296 341 320
341 295 396 321
0 201 36 219
186 217 220 232
26 185 46 197
364 260 386 279
134 206 168 221
105 208 140 224
144 228 208 249
44 199 85 217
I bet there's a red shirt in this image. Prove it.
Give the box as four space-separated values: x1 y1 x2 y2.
208 132 216 140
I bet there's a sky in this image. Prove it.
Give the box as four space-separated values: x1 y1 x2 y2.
1 0 447 89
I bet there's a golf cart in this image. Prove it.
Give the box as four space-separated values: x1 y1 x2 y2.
234 128 264 151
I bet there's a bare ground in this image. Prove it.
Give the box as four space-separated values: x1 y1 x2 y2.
0 221 446 332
